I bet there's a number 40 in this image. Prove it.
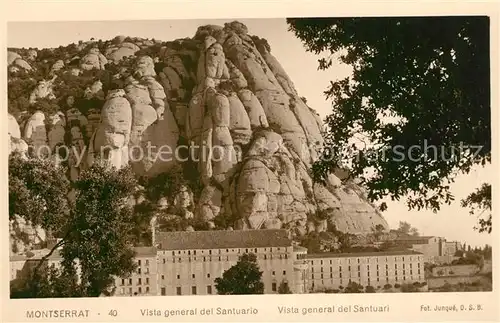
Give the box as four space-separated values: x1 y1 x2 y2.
109 310 118 317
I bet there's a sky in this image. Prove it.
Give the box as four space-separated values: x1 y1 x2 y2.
7 18 493 247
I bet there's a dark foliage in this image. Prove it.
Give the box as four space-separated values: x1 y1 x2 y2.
344 281 363 293
215 253 264 295
9 157 140 297
287 17 491 226
461 183 491 233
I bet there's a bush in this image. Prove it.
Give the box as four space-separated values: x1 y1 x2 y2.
401 283 418 293
441 283 453 292
383 284 392 290
365 285 376 293
394 283 401 289
344 281 363 293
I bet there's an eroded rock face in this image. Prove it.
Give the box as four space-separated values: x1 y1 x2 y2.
88 89 132 169
8 113 21 139
8 114 28 158
80 47 108 70
122 56 180 176
184 22 387 234
50 60 65 74
29 77 57 104
7 21 388 236
105 41 140 62
47 111 66 151
23 111 48 156
27 49 38 61
7 51 21 65
13 58 33 71
84 80 105 100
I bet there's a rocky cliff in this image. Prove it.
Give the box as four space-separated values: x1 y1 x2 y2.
7 21 388 246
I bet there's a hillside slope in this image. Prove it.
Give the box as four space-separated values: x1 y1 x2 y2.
7 21 388 249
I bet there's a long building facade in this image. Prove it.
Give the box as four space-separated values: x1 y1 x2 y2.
395 235 464 264
11 229 429 296
114 247 158 297
154 229 297 295
306 250 425 292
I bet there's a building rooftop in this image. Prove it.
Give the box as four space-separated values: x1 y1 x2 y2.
306 250 423 259
134 246 157 257
156 229 291 250
395 235 436 241
10 249 62 261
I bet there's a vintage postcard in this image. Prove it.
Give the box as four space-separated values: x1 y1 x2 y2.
1 0 498 322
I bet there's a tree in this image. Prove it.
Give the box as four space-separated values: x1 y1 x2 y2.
365 285 376 293
394 221 419 236
9 155 140 297
214 253 264 295
59 163 139 297
482 244 492 260
409 227 420 237
337 231 356 251
9 154 71 236
461 183 491 233
401 283 418 293
397 221 412 235
287 17 491 231
371 224 385 240
344 281 363 293
10 264 81 298
278 280 292 294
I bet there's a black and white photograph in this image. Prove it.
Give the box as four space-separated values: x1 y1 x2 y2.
2 7 498 322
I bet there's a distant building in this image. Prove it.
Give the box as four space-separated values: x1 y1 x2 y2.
306 250 425 292
394 236 463 263
11 229 441 296
154 229 299 295
113 247 158 297
442 241 463 257
293 246 309 294
395 236 442 262
10 249 64 281
9 249 77 294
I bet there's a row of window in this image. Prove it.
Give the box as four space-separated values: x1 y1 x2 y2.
120 277 151 286
161 270 288 281
310 256 422 265
160 247 289 256
312 263 421 273
160 253 289 264
311 269 421 280
311 275 424 287
158 282 288 295
137 259 150 266
120 286 151 295
160 285 213 295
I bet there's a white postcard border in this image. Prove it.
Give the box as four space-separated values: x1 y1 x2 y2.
1 1 499 322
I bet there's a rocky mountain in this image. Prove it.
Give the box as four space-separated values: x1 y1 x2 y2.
7 21 388 249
